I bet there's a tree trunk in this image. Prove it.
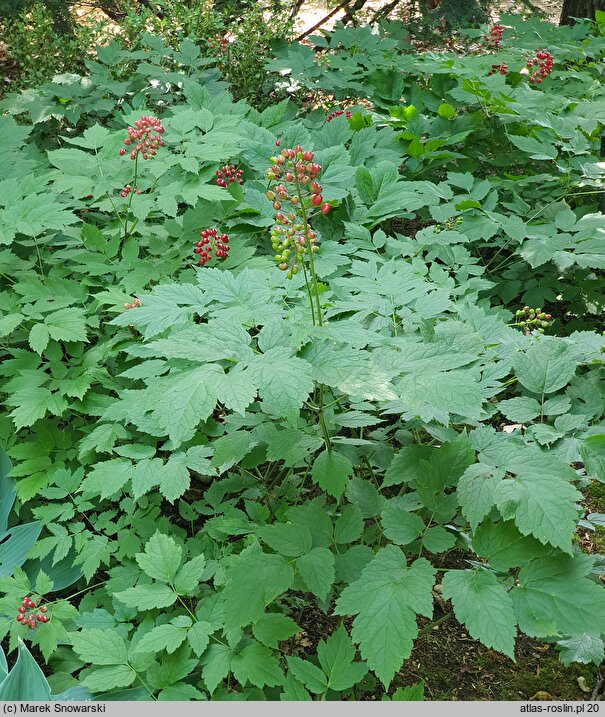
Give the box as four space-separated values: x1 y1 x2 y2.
560 0 605 25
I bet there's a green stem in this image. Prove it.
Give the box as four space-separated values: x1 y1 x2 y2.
417 611 453 636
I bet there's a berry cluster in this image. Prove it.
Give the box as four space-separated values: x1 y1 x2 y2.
216 165 244 187
119 184 142 198
123 297 141 309
527 50 554 83
119 116 165 160
326 109 352 122
266 146 330 278
487 62 508 76
514 306 552 334
16 597 48 629
194 228 230 267
208 34 228 57
483 23 504 49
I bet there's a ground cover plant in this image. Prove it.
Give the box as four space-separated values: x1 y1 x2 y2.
0 10 604 701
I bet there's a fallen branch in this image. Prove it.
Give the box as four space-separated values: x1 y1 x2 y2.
295 0 354 41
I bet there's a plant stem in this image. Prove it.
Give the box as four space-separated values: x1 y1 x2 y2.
417 611 453 636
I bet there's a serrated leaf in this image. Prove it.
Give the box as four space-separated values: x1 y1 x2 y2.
135 624 188 654
317 624 367 691
173 554 206 594
187 621 214 657
231 642 284 689
70 629 128 665
457 464 502 532
286 656 327 694
472 520 547 572
557 634 604 667
80 459 132 500
201 644 232 695
512 555 605 638
222 550 294 631
334 546 435 687
381 503 425 546
258 523 312 557
333 504 364 544
45 308 87 343
252 613 300 649
495 473 581 552
311 449 353 500
442 569 516 658
513 339 579 396
114 583 177 611
135 532 182 583
150 366 221 446
28 324 49 355
296 547 335 601
248 348 313 422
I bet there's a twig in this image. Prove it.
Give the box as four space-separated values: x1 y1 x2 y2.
296 0 354 41
590 671 603 701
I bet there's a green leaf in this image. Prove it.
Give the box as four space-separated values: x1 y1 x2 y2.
296 547 335 601
311 450 353 500
0 522 42 577
80 459 132 500
231 642 284 689
557 634 604 667
44 308 87 343
70 629 128 665
280 671 312 701
187 621 214 657
286 656 327 694
497 397 541 423
442 570 517 658
494 473 582 552
457 464 502 532
381 502 425 546
222 549 294 630
333 504 364 544
151 366 221 446
334 546 435 687
392 683 425 701
173 554 206 594
317 625 367 691
258 523 313 557
0 446 15 534
135 532 182 583
513 338 579 396
248 348 313 421
472 520 547 572
28 324 49 355
252 613 300 649
81 665 136 692
512 555 605 638
114 584 177 611
135 624 188 655
0 639 51 701
422 526 456 554
201 644 232 695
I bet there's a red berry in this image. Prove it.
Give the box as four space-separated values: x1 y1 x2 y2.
312 194 323 206
320 203 331 214
119 148 126 156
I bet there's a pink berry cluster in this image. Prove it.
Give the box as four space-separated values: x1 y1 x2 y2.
487 62 508 76
123 297 141 309
514 306 552 334
216 164 244 188
194 228 230 267
483 23 504 49
527 50 554 83
118 116 165 160
16 597 48 629
266 146 330 279
119 184 141 198
326 109 352 122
